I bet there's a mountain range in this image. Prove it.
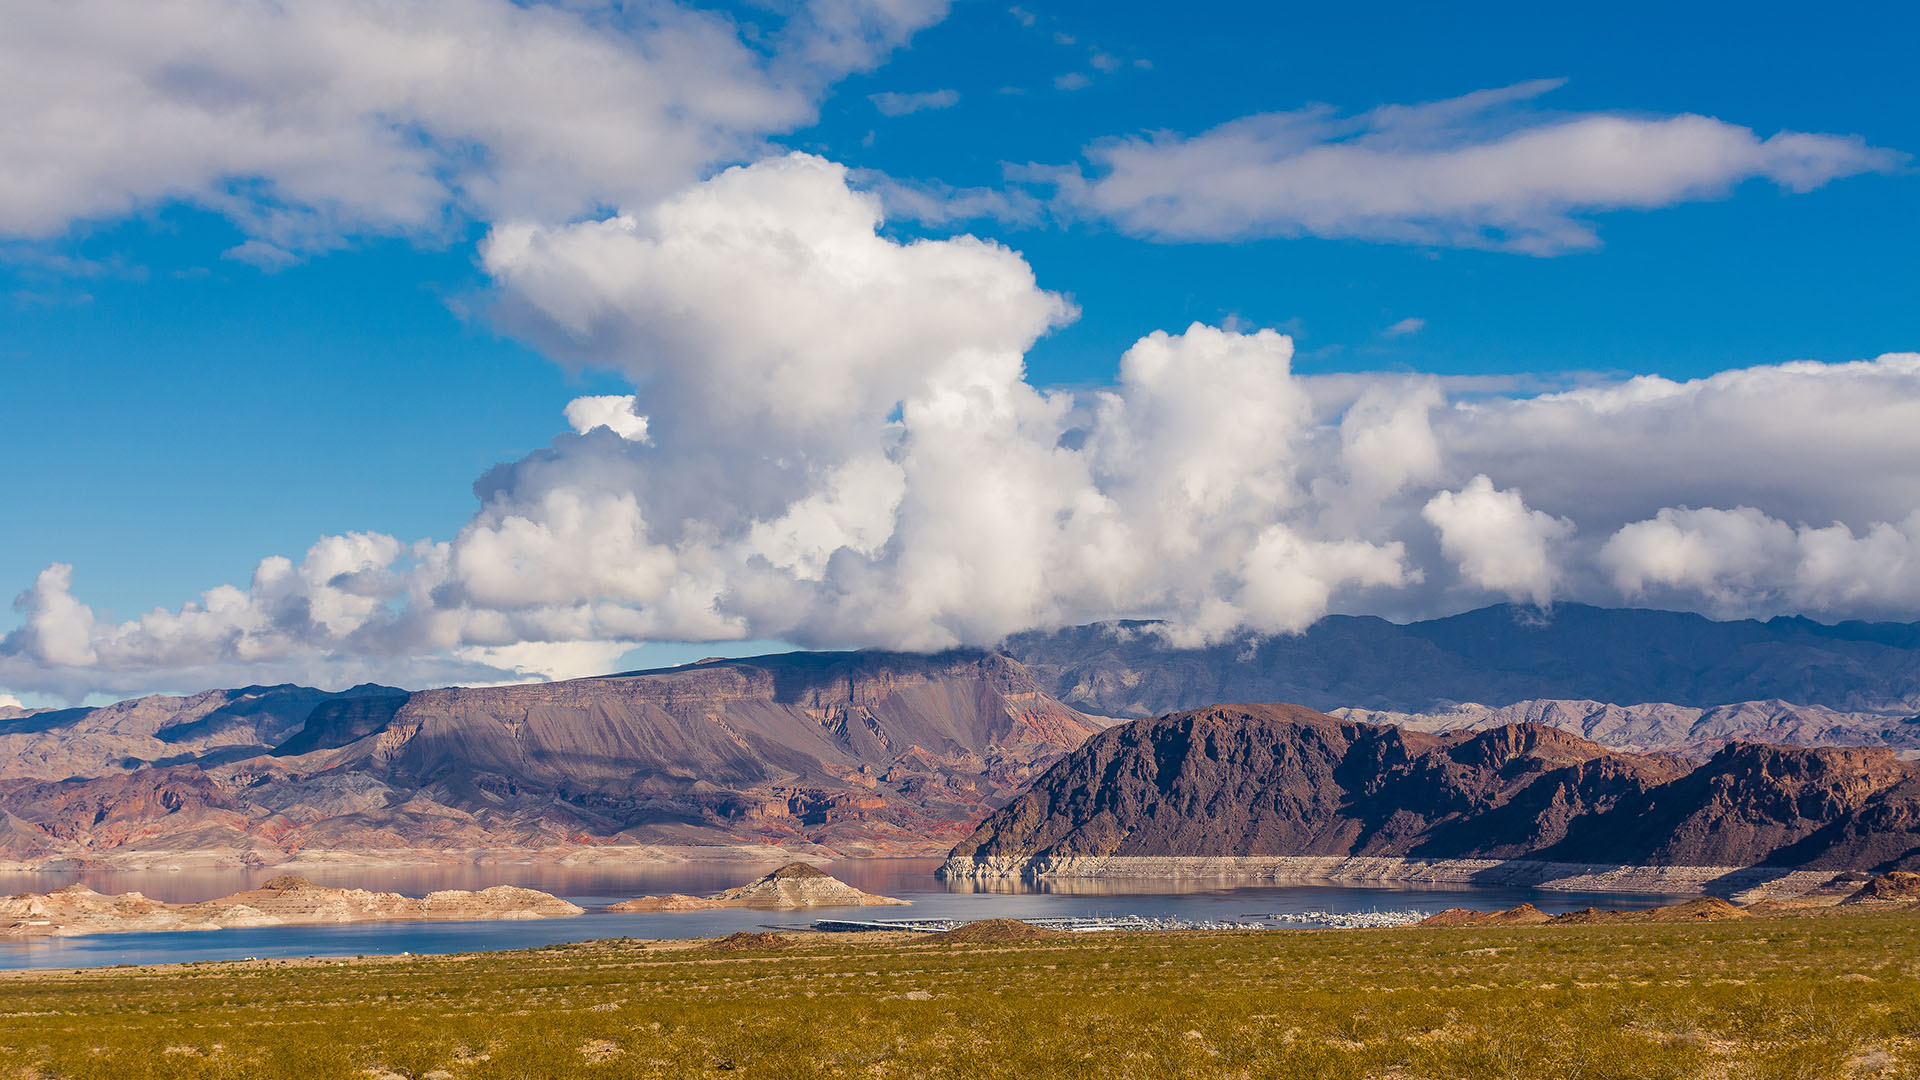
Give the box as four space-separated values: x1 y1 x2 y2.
5 604 1920 868
1002 603 1920 717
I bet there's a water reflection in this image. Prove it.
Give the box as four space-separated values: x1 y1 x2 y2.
0 858 1689 972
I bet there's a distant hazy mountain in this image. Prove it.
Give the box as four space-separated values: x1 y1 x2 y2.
0 652 1102 866
1338 699 1920 758
948 705 1920 874
1002 603 1920 718
0 683 405 781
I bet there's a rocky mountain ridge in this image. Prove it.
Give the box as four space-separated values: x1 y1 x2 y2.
945 705 1920 882
1003 603 1920 718
1335 698 1920 758
0 683 405 781
0 651 1105 866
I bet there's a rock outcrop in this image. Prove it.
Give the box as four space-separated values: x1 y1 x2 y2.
1419 897 1750 927
1418 903 1554 927
0 875 582 938
944 705 1920 882
1843 871 1920 904
608 862 908 911
1548 897 1750 924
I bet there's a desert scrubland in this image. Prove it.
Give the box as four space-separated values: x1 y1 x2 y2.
2 906 1917 1079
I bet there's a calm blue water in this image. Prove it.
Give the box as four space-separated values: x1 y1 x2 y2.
0 859 1683 971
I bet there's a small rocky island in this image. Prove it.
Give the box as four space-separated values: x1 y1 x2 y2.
608 862 909 911
1 875 584 938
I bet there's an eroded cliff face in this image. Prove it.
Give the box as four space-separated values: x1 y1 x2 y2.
946 705 1920 875
0 652 1106 865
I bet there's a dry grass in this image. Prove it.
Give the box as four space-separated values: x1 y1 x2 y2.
1 909 1917 1079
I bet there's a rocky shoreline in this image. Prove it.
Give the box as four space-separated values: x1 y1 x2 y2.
937 855 1842 902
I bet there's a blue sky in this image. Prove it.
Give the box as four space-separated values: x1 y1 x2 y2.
3 0 1917 702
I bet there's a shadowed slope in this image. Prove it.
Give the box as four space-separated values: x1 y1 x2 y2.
950 704 1920 873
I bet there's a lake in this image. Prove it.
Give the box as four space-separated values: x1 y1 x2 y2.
0 859 1684 970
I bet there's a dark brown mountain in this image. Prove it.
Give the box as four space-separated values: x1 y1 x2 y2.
946 704 1920 873
0 651 1105 865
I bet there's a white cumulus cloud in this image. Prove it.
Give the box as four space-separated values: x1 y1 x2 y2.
1600 506 1920 619
563 395 652 442
6 151 1920 701
1423 476 1574 607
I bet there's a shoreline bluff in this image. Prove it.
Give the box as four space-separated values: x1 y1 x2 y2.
938 855 1841 901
